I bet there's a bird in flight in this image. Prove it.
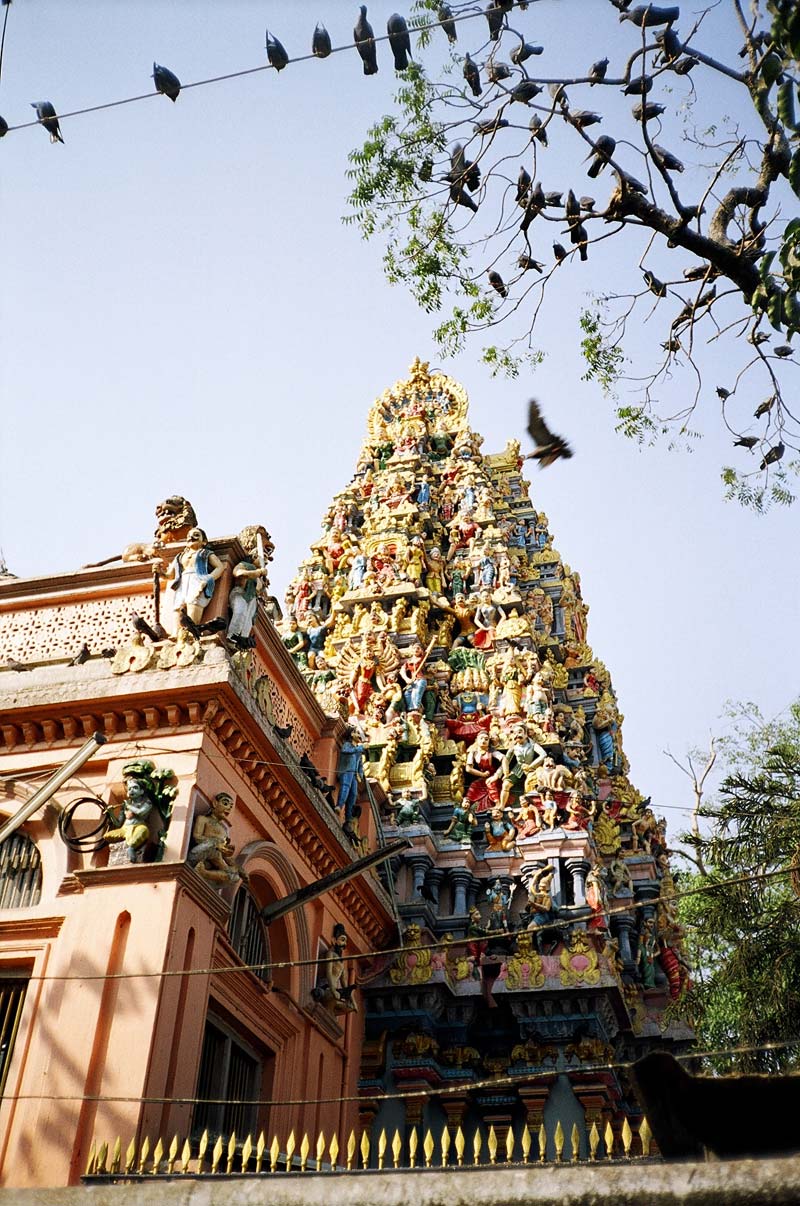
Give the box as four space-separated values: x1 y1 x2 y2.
523 399 573 468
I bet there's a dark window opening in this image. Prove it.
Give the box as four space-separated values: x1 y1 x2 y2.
192 1018 261 1140
0 978 28 1099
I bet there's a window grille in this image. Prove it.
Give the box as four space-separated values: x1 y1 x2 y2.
0 832 42 910
228 886 271 983
0 979 27 1098
192 1019 260 1139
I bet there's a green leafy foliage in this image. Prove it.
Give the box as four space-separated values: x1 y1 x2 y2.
679 701 800 1071
347 3 799 508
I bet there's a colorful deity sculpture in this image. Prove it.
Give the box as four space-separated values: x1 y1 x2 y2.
281 360 689 1071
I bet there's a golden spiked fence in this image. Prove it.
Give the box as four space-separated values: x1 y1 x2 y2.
85 1117 656 1179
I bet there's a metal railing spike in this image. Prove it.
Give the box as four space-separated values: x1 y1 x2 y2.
300 1132 310 1172
391 1128 402 1169
211 1135 223 1175
241 1134 253 1173
554 1120 564 1163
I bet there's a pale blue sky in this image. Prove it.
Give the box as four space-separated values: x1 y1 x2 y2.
0 1 795 827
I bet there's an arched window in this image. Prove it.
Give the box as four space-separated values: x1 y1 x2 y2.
0 832 42 909
228 885 270 983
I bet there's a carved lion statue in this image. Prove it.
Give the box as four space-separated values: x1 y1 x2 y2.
154 496 198 543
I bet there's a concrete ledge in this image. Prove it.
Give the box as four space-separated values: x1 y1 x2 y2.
6 1158 800 1205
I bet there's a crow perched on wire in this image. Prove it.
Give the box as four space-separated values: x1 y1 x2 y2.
31 100 64 141
312 23 332 58
438 4 457 43
387 13 412 71
354 6 378 75
524 399 573 467
266 31 289 72
151 64 181 102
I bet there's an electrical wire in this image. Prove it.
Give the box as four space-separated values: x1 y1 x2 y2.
0 0 11 90
2 1 520 138
2 1037 799 1109
16 863 794 985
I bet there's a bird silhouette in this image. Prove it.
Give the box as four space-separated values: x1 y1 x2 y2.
529 115 548 146
485 1 504 41
387 13 412 71
312 23 332 58
754 395 775 419
69 644 91 666
132 613 167 643
511 80 543 104
525 399 573 466
673 56 698 74
518 254 544 272
589 57 609 83
0 116 8 138
624 75 653 96
152 63 181 102
760 443 785 469
643 270 667 297
733 435 757 449
354 6 378 75
774 345 793 358
438 4 457 43
488 270 508 298
632 101 666 121
715 386 731 400
474 116 509 135
585 135 616 177
653 143 684 172
449 183 478 212
266 31 289 71
571 110 602 128
516 166 532 204
620 4 680 26
511 42 543 65
31 101 64 142
487 59 511 83
463 52 482 97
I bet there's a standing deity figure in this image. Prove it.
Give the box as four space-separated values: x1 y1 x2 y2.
168 527 225 628
188 792 245 886
399 640 433 714
472 589 504 650
499 723 547 807
463 730 502 813
348 552 369 591
336 728 366 823
227 560 270 647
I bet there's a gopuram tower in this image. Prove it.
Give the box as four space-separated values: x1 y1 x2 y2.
285 359 691 1147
